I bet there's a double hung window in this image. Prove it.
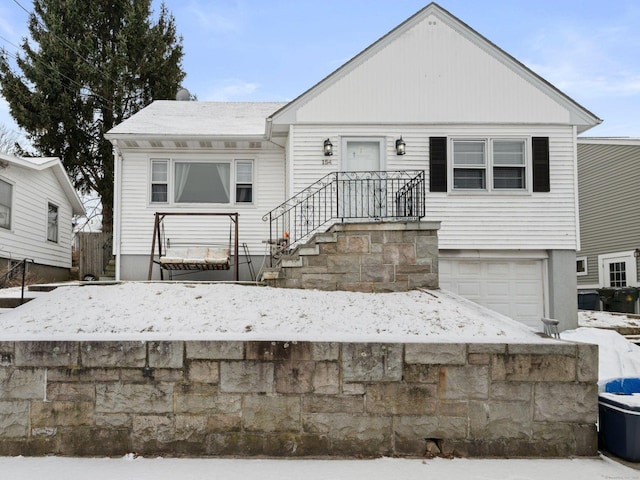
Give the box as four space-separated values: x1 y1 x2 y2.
0 179 12 229
452 139 526 191
151 160 168 203
47 203 58 243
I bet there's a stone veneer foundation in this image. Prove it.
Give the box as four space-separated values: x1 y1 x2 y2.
265 221 440 292
0 339 597 457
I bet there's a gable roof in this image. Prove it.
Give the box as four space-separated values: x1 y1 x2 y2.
0 152 85 215
106 101 286 139
269 2 601 133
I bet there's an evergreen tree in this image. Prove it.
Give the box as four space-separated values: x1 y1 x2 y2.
0 0 185 232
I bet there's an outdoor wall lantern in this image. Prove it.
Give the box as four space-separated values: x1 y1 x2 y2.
635 248 640 258
395 136 406 155
323 138 333 156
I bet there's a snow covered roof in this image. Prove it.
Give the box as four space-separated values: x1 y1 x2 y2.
105 101 286 138
0 152 84 215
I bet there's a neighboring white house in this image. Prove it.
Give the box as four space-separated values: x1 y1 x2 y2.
0 152 84 283
105 3 601 330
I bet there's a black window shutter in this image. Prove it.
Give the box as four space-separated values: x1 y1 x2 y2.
429 137 447 192
532 137 550 192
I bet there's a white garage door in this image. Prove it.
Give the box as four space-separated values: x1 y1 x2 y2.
439 258 545 329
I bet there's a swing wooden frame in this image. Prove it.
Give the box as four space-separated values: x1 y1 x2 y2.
148 212 239 281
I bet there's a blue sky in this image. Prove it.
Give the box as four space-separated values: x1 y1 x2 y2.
1 0 639 142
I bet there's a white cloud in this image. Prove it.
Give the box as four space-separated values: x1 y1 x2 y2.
182 0 245 34
201 79 260 101
523 21 640 100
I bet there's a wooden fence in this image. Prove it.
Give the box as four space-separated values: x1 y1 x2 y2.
76 232 112 280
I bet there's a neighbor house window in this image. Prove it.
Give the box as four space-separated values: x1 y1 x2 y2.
452 138 527 191
609 262 627 287
576 256 587 276
235 160 253 203
47 203 58 243
0 179 12 229
175 162 230 203
151 159 168 203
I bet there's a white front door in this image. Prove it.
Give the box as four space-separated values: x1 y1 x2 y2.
341 139 386 218
598 251 638 287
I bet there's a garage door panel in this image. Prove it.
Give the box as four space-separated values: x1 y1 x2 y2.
440 258 544 329
485 281 510 297
455 282 482 297
484 301 512 317
458 262 482 276
513 262 541 278
486 263 510 275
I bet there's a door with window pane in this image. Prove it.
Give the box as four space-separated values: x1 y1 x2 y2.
341 140 386 218
599 252 638 288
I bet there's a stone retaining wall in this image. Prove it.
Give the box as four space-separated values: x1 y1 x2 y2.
0 339 598 457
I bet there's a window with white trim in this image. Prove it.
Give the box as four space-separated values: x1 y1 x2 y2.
0 179 12 229
151 159 168 203
235 160 253 203
576 256 587 276
150 159 254 205
47 203 58 243
453 140 486 189
493 140 525 189
452 138 527 191
175 162 230 203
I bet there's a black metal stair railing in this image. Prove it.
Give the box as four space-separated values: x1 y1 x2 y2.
0 258 34 304
262 170 425 261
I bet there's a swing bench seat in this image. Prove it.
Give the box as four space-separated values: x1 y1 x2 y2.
159 246 230 271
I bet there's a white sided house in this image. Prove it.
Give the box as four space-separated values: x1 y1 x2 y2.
0 152 84 283
106 3 601 330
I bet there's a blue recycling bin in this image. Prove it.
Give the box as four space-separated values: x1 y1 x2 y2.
599 378 640 461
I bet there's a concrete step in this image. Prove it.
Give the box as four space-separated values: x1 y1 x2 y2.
313 232 337 243
0 297 34 308
260 268 281 281
298 245 320 256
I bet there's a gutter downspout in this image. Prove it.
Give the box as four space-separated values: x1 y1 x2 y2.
572 125 581 253
112 141 122 281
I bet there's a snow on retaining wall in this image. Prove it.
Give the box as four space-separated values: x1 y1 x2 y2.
0 340 598 457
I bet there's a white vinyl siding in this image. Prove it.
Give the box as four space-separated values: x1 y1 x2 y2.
0 167 75 268
289 124 578 251
288 12 570 126
119 149 284 256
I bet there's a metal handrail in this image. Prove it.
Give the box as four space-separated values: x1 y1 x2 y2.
263 170 425 261
0 258 34 304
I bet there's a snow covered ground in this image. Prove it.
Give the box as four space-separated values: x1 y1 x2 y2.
1 283 640 477
0 282 550 342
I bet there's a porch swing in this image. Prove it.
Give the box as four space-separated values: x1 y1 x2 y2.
147 212 239 281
